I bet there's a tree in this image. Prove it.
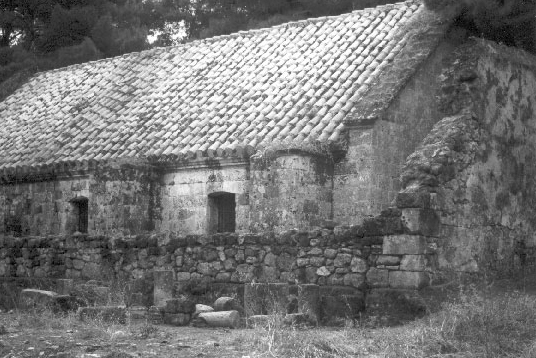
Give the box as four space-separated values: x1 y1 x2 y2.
424 0 536 53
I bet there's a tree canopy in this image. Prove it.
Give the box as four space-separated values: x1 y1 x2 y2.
424 0 536 53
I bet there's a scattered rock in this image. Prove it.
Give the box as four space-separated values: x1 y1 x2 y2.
213 297 243 314
20 289 58 309
165 297 195 314
193 310 240 328
193 304 214 318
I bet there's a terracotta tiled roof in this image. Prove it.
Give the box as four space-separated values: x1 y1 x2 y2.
0 0 439 171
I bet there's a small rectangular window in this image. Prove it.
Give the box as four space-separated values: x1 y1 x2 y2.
71 197 88 233
208 192 236 233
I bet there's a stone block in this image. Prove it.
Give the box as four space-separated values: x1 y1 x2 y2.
283 313 316 326
148 305 164 324
153 270 174 307
376 255 401 266
366 268 389 288
20 289 57 309
56 279 74 295
333 253 352 267
214 296 243 315
316 266 331 276
165 297 195 314
128 306 148 321
400 208 440 236
389 271 429 289
163 313 190 326
350 257 368 273
194 310 240 328
383 235 426 255
343 273 365 288
400 255 426 271
193 304 214 318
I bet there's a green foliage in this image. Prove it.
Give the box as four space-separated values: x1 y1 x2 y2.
0 0 398 89
425 0 536 53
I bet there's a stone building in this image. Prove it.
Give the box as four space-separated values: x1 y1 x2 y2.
1 0 536 281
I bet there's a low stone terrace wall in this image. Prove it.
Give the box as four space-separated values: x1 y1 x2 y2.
0 209 433 294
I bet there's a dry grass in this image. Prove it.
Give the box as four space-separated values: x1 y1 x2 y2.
233 286 536 358
3 283 536 357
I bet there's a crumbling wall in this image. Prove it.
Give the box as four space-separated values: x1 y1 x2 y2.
400 39 536 275
333 38 460 226
156 160 250 234
249 151 333 232
0 160 155 237
0 208 433 292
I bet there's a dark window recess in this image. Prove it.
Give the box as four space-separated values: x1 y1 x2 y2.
71 197 88 233
208 193 236 233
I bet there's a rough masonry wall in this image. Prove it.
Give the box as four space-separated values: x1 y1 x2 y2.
333 40 460 226
0 210 432 292
249 152 333 232
0 161 155 237
400 39 536 275
156 161 250 235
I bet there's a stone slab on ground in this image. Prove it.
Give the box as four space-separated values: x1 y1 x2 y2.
193 304 214 318
213 297 243 314
20 289 58 309
193 310 240 328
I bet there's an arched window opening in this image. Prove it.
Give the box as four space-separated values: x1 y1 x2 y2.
208 192 236 233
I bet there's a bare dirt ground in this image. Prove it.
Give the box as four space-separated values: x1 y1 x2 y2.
3 271 536 358
0 317 257 358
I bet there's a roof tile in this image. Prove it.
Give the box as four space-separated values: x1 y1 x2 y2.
0 1 432 168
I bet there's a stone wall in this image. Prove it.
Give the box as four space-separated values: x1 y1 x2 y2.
0 210 433 293
249 151 333 232
400 39 536 275
0 160 155 237
332 35 461 226
156 159 250 234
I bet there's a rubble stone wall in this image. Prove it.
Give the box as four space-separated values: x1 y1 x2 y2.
0 161 155 237
333 39 459 226
0 211 433 293
400 39 536 275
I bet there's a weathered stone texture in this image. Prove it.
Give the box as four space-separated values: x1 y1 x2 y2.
0 162 154 237
333 40 459 226
399 39 536 275
249 152 333 233
157 163 250 235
